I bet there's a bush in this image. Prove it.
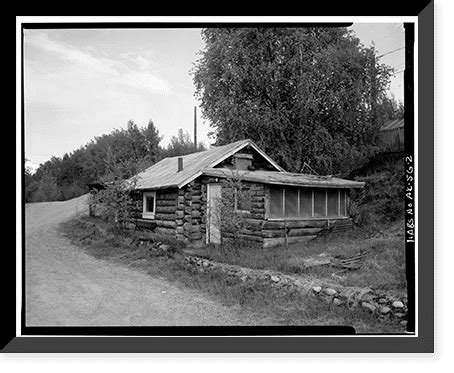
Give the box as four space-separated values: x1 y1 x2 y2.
89 166 139 231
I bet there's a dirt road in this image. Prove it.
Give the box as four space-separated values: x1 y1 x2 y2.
25 195 259 326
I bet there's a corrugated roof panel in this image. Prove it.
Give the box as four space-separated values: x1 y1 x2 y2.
132 139 283 190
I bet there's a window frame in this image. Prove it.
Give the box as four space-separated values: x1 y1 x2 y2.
142 191 156 219
267 186 349 221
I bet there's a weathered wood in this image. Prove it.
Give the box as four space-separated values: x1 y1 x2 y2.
135 219 157 230
263 220 327 229
247 213 266 219
154 213 175 221
157 193 178 201
243 218 264 228
251 201 265 209
238 228 263 237
288 227 323 236
191 210 202 218
156 199 177 206
261 227 323 238
191 224 201 232
155 206 176 213
223 233 264 242
155 220 176 228
175 210 184 218
263 235 317 248
155 227 176 236
189 232 203 240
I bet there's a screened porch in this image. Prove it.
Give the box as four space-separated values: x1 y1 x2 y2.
268 186 349 220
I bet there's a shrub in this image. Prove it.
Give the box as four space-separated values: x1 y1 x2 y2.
89 168 139 231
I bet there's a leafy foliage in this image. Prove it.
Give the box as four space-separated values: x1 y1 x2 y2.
161 128 207 158
88 164 139 231
193 27 394 174
25 120 163 202
25 120 211 203
211 175 252 253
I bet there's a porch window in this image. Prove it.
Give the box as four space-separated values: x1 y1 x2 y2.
268 186 348 219
327 189 339 216
284 187 299 218
313 189 326 218
142 191 156 219
299 188 312 217
269 187 284 218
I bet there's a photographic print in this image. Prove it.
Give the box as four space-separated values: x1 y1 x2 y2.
6 9 434 353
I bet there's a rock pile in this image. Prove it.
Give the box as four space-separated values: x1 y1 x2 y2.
183 255 408 324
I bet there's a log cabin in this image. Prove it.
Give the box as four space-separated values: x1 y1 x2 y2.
130 139 365 248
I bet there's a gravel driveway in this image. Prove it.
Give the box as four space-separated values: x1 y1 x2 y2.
25 195 262 326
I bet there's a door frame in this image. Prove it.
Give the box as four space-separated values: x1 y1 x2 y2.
206 183 221 244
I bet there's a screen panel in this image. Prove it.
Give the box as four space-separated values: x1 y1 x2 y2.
299 188 312 217
284 187 299 218
313 189 326 218
327 189 339 217
269 186 284 218
340 190 347 216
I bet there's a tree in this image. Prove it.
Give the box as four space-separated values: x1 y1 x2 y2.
89 163 139 231
142 120 162 164
376 95 404 124
209 174 251 253
162 128 207 158
193 27 393 174
31 169 62 202
28 119 164 202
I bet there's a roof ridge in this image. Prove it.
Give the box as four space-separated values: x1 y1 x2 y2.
163 139 252 160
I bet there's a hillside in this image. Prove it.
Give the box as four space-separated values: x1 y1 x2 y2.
348 151 405 231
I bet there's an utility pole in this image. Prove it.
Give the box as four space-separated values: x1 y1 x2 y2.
194 106 197 151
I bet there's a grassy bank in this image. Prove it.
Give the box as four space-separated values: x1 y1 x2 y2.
60 216 405 333
200 221 406 295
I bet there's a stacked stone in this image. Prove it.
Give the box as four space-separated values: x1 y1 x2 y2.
183 255 408 325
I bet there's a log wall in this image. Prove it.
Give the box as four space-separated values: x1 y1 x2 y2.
180 178 207 245
133 181 354 248
132 189 179 237
154 189 178 235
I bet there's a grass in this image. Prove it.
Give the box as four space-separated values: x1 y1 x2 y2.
198 220 406 295
59 216 406 333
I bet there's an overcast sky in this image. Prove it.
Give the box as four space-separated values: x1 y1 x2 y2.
23 24 405 171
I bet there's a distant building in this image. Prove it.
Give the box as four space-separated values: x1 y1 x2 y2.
379 119 404 151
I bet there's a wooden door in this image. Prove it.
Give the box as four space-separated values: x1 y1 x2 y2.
207 183 221 244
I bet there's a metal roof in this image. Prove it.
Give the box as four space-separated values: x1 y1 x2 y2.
202 168 365 189
132 139 285 190
380 118 404 131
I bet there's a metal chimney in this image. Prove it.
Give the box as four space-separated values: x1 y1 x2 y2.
178 157 183 172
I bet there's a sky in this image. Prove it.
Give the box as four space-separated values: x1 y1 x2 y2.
23 24 405 171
